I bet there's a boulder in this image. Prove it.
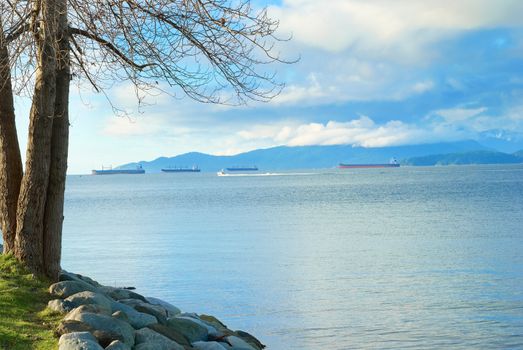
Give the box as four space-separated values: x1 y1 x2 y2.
148 323 192 347
226 336 257 350
55 319 94 337
65 311 135 346
199 315 228 331
192 341 230 350
112 310 130 322
134 327 185 350
58 331 104 350
99 286 147 302
105 340 131 350
167 317 208 343
48 299 76 314
111 301 158 329
65 291 113 313
118 299 168 325
235 331 265 350
50 280 98 298
65 304 112 321
59 271 101 287
146 297 181 317
177 315 220 337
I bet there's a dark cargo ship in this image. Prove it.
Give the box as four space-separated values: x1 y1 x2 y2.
338 159 400 169
92 165 145 175
161 166 201 173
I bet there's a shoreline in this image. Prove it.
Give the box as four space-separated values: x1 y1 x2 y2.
49 270 264 349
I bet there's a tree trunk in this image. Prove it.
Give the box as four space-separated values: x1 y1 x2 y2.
14 0 58 274
0 21 23 254
43 0 70 280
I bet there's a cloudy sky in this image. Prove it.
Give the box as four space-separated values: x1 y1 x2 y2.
15 0 523 173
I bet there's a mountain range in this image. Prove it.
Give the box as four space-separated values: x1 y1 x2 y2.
117 139 523 172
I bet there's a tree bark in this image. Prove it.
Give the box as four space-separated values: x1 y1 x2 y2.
43 0 70 280
14 0 58 274
0 21 23 254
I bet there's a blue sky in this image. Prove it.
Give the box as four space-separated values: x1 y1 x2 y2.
14 0 523 173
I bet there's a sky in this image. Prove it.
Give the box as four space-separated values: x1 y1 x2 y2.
13 0 523 174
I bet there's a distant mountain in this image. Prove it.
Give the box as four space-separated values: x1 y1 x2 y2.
405 150 523 166
118 140 487 172
478 129 523 153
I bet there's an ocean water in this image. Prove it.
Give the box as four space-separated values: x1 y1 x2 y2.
61 165 523 349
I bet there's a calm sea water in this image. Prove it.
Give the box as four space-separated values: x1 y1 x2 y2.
61 165 523 349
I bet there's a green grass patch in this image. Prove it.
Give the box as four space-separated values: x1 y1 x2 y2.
0 254 61 350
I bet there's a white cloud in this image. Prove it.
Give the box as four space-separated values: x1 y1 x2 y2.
433 107 488 123
271 0 523 56
235 116 466 149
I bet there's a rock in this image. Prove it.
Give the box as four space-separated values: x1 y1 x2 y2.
0 243 3 254
58 331 104 350
112 310 129 322
50 280 98 298
99 286 147 302
60 271 101 287
167 317 208 343
111 301 158 329
55 319 94 337
192 341 230 350
118 299 168 325
105 340 131 350
177 315 220 337
148 323 192 347
65 305 112 321
146 297 181 317
65 291 113 313
226 336 257 350
65 311 135 346
135 328 185 350
235 331 265 349
48 299 76 314
199 315 228 331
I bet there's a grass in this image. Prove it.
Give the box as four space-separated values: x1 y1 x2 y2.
0 254 61 350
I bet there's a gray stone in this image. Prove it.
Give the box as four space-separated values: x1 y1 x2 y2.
226 336 257 350
0 243 3 254
65 291 113 313
112 310 129 322
148 323 191 347
111 301 157 329
55 319 94 336
167 317 208 343
119 299 168 325
48 299 76 314
177 315 220 337
99 286 146 302
50 280 98 298
59 271 101 287
146 297 181 317
235 330 265 350
104 340 131 350
134 328 184 350
58 331 104 350
192 341 229 350
65 311 135 346
65 305 112 321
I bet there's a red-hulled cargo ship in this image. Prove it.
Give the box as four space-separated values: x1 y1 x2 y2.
338 159 400 169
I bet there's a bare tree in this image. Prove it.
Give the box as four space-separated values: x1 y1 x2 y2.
0 0 290 280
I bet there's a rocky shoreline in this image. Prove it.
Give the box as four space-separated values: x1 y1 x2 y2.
48 270 265 350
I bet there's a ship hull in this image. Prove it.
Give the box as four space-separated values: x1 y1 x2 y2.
91 169 145 175
338 164 400 169
161 168 201 173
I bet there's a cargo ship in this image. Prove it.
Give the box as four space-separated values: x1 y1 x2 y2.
91 165 145 175
338 159 400 169
161 166 201 173
225 166 258 171
218 165 259 176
